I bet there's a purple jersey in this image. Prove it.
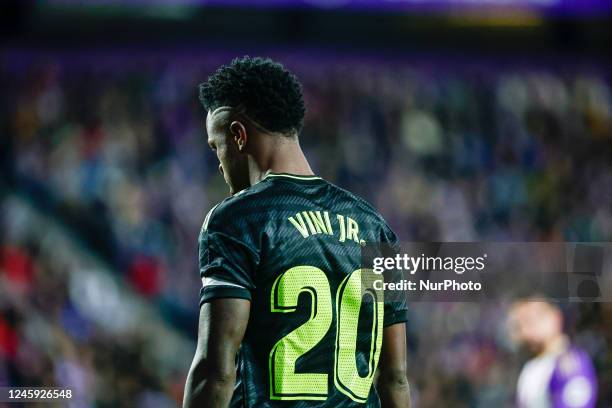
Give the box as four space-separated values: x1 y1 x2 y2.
517 346 597 408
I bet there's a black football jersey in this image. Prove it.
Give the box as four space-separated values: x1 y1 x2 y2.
198 173 408 408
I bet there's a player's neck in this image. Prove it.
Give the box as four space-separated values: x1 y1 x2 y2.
248 138 314 185
541 334 568 356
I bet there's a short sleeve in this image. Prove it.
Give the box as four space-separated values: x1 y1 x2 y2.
380 224 409 327
198 204 260 306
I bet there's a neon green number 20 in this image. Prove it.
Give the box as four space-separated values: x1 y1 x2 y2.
269 266 332 400
269 266 384 403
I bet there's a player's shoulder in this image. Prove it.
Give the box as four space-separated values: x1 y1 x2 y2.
556 346 595 377
201 175 394 237
327 181 390 227
201 181 276 232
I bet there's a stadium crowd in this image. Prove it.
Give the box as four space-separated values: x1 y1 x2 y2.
1 52 611 406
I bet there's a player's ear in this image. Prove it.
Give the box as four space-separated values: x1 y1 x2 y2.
230 121 248 152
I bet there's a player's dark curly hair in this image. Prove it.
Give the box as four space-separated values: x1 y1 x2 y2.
199 56 305 134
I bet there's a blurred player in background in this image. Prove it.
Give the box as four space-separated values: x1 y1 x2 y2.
509 298 597 408
183 57 410 408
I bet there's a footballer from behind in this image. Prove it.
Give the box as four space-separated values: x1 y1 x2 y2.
183 57 411 408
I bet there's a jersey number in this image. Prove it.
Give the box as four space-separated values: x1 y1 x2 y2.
269 266 384 403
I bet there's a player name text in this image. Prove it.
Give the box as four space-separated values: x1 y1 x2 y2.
287 211 364 244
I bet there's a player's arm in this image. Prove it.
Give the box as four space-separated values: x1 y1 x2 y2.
183 298 250 408
375 322 411 408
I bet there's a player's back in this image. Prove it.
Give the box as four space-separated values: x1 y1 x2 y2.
198 173 407 408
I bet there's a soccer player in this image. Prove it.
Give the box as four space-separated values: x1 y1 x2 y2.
183 57 410 408
509 298 597 408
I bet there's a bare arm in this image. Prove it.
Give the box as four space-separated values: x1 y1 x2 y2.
375 323 411 408
183 298 250 408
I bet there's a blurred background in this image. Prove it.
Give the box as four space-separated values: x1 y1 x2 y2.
1 0 612 407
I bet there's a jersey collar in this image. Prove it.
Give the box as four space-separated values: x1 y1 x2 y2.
262 172 323 182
